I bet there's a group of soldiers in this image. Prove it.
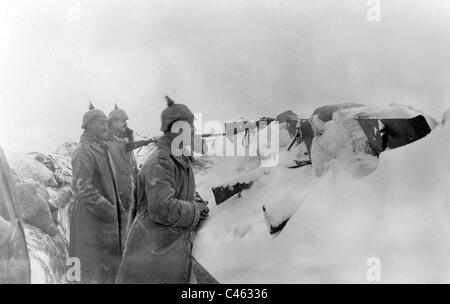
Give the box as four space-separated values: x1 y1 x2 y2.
69 97 209 284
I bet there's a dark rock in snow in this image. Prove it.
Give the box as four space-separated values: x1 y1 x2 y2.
269 219 289 235
262 205 290 235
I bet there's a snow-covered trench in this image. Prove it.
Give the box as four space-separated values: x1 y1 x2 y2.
3 106 449 284
5 144 75 284
193 110 450 283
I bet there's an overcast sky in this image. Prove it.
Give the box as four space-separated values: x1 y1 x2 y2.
1 0 450 150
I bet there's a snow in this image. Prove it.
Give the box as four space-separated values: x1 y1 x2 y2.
193 108 450 283
443 108 450 125
9 156 58 187
25 222 69 284
310 118 378 177
1 142 73 284
309 104 438 177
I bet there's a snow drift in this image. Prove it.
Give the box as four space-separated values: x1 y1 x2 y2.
193 106 450 283
3 144 74 284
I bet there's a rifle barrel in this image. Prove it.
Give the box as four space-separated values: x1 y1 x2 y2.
200 133 226 138
287 131 303 152
125 138 157 152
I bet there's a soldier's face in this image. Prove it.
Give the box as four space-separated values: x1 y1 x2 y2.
110 118 128 133
88 119 109 140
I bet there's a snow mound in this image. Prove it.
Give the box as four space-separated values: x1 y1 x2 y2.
310 118 378 177
9 155 58 187
193 110 450 283
15 180 59 237
309 104 436 177
4 145 73 284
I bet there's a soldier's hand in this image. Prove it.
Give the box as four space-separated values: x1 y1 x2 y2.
198 199 209 206
200 205 209 216
197 203 209 223
195 192 208 206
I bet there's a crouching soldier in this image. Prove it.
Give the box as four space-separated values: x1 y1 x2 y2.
116 97 209 284
106 104 154 248
69 103 122 284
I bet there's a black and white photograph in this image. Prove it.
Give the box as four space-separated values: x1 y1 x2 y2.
1 0 450 290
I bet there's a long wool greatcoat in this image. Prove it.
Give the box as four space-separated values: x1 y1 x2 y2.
69 132 122 284
105 130 138 247
115 135 202 284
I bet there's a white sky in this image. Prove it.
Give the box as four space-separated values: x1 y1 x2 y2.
1 0 450 150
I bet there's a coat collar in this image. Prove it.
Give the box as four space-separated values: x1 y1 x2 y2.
106 129 127 143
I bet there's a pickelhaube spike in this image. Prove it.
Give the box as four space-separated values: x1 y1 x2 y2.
165 96 175 107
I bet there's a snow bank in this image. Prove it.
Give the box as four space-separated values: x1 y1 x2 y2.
193 112 450 283
309 104 437 177
8 155 58 187
4 143 74 284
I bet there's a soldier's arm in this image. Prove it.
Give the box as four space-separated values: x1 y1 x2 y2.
144 155 202 229
72 149 115 222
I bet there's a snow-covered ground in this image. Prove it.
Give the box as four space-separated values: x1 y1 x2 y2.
193 107 450 283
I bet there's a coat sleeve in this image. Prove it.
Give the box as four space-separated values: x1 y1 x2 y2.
0 215 13 246
144 154 201 229
72 148 116 223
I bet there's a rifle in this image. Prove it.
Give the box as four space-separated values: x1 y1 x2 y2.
287 129 303 151
199 117 275 139
286 119 312 152
200 133 226 138
125 138 157 152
